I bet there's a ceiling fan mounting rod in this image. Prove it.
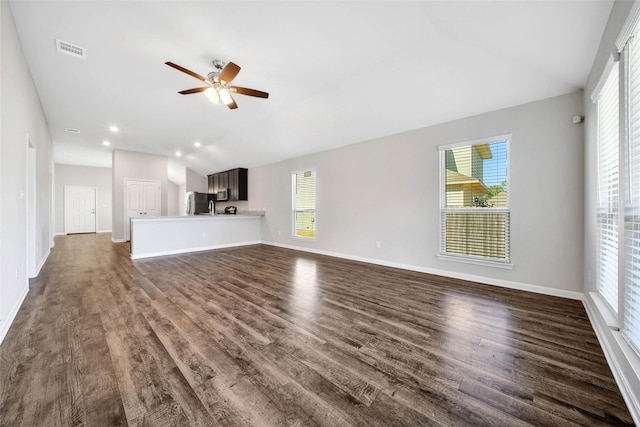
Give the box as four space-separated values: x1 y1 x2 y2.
212 59 226 71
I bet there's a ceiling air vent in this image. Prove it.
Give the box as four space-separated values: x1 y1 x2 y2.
55 39 86 60
65 128 80 134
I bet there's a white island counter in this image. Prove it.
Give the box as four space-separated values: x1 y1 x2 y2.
130 213 263 259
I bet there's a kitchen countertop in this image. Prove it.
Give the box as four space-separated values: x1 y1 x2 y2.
131 211 265 222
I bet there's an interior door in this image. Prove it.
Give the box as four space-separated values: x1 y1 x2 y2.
64 186 96 234
125 179 161 241
143 181 161 216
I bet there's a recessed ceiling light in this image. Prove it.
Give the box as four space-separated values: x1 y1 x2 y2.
109 125 119 132
103 140 110 146
194 141 201 148
176 151 182 157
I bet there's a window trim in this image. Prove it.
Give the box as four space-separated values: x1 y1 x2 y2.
436 253 514 269
438 134 512 268
590 54 618 104
291 168 317 240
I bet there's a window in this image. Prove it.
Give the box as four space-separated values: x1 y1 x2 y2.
292 170 316 238
593 21 640 355
625 35 640 352
595 62 620 313
439 135 510 265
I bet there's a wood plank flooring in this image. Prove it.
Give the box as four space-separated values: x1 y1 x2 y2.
0 233 634 426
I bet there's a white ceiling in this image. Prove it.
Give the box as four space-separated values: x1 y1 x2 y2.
9 1 613 184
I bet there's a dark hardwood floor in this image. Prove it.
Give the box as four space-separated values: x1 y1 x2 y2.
0 233 634 426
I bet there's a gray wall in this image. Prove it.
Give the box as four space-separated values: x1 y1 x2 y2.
54 164 112 233
186 167 207 193
112 149 168 241
167 181 179 216
251 91 584 297
1 1 53 343
178 184 186 216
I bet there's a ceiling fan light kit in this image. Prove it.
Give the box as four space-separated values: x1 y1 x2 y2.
166 59 268 110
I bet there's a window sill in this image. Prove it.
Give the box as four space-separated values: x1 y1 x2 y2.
437 254 514 270
291 235 316 241
589 291 620 330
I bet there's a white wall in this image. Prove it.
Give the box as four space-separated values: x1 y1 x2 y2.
583 1 640 423
251 91 585 298
112 149 168 241
1 1 53 344
54 164 112 233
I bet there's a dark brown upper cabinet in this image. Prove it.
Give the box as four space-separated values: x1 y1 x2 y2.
208 168 248 201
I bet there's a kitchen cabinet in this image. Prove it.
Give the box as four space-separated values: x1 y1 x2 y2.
228 168 248 201
208 168 248 201
219 171 229 191
208 174 218 193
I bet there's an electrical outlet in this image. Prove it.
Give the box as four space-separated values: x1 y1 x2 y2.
376 240 381 248
201 233 206 239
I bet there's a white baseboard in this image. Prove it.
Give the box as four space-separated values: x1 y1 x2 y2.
261 241 584 300
59 231 112 235
583 295 640 425
112 238 127 243
130 240 261 260
33 248 50 277
0 284 29 346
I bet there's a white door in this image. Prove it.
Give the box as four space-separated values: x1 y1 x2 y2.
143 181 161 216
65 186 96 234
125 180 161 241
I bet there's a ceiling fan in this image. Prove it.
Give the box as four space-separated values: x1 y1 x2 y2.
165 59 269 109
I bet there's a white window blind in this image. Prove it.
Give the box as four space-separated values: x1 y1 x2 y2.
292 170 316 239
439 137 510 264
596 62 620 313
624 36 640 353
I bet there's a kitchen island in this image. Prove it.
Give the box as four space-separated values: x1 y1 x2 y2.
130 213 264 259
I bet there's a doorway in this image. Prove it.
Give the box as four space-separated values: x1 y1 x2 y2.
64 186 97 234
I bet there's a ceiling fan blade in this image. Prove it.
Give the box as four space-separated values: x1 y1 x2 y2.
225 94 238 109
165 61 206 82
228 86 269 99
178 87 209 95
219 62 241 84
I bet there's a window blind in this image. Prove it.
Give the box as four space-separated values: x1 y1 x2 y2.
597 62 620 313
439 138 510 263
625 36 640 353
292 170 316 238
